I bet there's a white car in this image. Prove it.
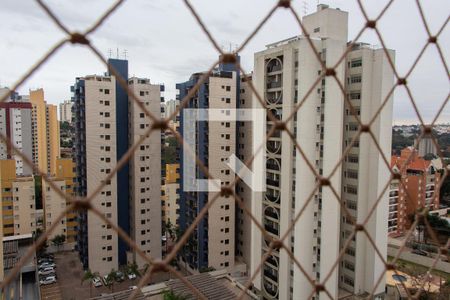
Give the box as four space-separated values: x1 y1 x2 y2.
92 277 102 287
38 267 55 276
39 262 56 269
103 274 110 285
127 273 136 280
40 276 56 285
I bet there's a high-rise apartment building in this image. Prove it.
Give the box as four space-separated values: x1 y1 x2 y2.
73 59 162 275
0 160 37 237
164 99 180 121
43 158 78 243
30 88 60 176
0 90 33 176
59 99 73 123
390 147 442 233
177 57 240 272
251 5 394 299
416 137 437 157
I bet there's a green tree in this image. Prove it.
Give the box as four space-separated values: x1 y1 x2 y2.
81 269 100 298
51 234 66 250
162 290 188 300
106 269 119 292
127 262 140 279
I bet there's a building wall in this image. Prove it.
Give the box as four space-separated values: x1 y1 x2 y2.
30 89 48 174
128 77 162 268
207 74 237 270
235 74 255 274
0 101 33 175
12 178 36 236
43 179 67 241
59 100 73 123
46 104 60 176
162 163 180 226
0 160 16 237
43 158 77 242
252 5 393 299
84 76 119 275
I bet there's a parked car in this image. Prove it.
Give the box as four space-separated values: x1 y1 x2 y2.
39 262 56 269
116 271 125 282
38 267 55 276
40 276 56 285
412 249 428 256
127 273 136 280
38 258 54 265
103 274 110 285
92 277 102 287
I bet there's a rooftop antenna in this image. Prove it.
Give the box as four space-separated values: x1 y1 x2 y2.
107 48 112 58
116 48 119 59
122 49 128 60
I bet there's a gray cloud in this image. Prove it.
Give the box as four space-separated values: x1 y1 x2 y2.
0 0 447 124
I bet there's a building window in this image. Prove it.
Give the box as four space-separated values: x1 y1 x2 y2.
350 59 362 68
350 75 362 84
104 89 110 94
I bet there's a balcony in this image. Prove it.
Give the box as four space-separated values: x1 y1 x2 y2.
265 194 280 204
266 81 282 89
264 224 279 236
266 178 280 188
263 268 278 282
267 64 282 73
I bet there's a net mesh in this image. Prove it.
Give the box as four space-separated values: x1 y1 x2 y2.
0 0 448 299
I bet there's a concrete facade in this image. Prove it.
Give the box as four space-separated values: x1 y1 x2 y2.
178 58 240 272
59 99 73 123
162 163 180 226
73 63 163 275
0 160 36 237
251 5 394 299
127 77 162 268
0 95 33 176
30 89 60 176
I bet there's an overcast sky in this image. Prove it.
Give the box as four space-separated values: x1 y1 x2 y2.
0 0 448 124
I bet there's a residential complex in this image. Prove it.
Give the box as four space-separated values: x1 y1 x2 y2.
251 5 394 299
390 147 442 233
30 88 60 176
72 59 162 275
177 56 240 272
59 99 73 123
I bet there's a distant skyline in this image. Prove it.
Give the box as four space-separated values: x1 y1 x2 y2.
0 0 448 124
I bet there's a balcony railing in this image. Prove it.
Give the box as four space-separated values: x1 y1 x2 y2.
266 81 282 89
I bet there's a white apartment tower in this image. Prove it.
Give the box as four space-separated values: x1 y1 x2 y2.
59 99 73 123
251 5 394 299
127 77 163 268
73 59 162 275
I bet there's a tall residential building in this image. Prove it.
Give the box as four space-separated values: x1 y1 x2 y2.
417 137 437 157
162 163 180 226
0 91 33 176
43 158 78 243
0 160 37 237
59 99 73 123
390 147 442 233
177 56 240 272
73 59 162 275
30 89 60 176
235 73 255 270
164 99 180 121
251 5 394 299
